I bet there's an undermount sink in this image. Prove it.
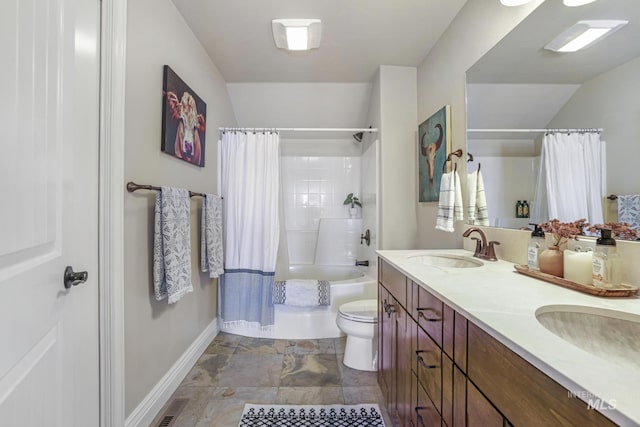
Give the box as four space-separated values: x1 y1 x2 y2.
407 253 483 268
535 305 640 370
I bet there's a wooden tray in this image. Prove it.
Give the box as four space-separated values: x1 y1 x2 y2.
514 265 639 297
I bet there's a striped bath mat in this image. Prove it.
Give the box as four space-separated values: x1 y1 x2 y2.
238 403 385 426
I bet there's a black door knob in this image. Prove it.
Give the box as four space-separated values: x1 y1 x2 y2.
64 266 88 289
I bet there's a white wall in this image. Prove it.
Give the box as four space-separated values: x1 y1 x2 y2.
359 139 379 275
476 156 536 229
226 83 371 130
548 56 640 197
360 70 382 277
415 0 544 250
379 65 418 250
124 0 236 416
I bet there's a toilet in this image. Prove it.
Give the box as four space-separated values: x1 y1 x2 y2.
336 299 378 371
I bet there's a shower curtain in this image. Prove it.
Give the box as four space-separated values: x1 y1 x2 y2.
531 132 606 225
219 131 280 333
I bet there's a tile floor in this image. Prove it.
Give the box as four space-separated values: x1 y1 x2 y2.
150 333 392 426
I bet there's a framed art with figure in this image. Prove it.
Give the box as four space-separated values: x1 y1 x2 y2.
161 65 207 167
418 105 451 202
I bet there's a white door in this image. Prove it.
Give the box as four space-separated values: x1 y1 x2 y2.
0 0 101 425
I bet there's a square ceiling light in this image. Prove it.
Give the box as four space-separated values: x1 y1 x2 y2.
272 19 322 51
544 20 628 52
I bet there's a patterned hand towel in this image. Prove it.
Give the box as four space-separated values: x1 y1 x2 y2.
466 170 489 226
153 187 193 304
475 170 490 226
435 171 463 232
466 171 478 224
201 194 224 278
617 195 640 231
272 280 330 306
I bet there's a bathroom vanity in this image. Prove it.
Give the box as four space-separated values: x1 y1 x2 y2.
377 249 640 427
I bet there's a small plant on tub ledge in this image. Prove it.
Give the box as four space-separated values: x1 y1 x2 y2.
343 193 362 219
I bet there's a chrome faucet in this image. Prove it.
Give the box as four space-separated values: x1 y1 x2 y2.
355 260 369 267
462 227 500 261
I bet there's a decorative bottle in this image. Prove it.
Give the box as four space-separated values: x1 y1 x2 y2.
527 224 547 271
592 228 622 287
516 201 523 218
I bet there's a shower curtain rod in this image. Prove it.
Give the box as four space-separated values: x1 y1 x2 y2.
218 127 378 133
468 128 603 133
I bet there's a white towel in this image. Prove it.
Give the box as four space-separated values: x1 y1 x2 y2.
435 171 463 232
200 194 224 278
272 280 330 306
153 187 193 304
617 195 640 231
467 170 490 226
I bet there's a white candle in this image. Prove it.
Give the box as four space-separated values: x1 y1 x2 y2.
563 250 593 285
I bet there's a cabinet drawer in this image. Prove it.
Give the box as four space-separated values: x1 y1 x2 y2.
380 258 407 309
413 373 442 427
467 323 617 427
442 304 454 359
415 285 443 347
416 325 442 412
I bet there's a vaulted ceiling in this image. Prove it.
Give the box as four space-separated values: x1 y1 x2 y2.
170 0 467 83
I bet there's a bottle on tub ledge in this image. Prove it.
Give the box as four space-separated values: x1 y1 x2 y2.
592 228 622 287
516 200 523 218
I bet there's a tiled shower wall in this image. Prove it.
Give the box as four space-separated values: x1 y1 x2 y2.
281 155 361 264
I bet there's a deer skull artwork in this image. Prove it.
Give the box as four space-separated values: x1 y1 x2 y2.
420 123 444 191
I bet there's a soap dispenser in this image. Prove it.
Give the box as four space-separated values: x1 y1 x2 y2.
527 224 547 271
592 228 622 287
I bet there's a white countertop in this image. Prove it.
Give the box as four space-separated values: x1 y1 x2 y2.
377 249 640 427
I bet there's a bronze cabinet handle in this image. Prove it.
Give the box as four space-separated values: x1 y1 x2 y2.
415 350 437 369
417 307 440 322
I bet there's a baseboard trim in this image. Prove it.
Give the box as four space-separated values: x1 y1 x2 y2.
124 318 219 427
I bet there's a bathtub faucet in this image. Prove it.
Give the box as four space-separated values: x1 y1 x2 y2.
355 260 369 267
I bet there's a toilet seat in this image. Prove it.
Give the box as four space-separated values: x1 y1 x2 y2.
338 299 378 323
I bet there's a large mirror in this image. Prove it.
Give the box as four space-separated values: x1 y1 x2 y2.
465 0 640 234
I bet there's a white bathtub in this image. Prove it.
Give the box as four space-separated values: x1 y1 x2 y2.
221 265 377 339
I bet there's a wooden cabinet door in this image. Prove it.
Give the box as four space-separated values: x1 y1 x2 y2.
441 355 454 427
467 323 617 427
453 365 466 427
379 284 400 418
467 380 504 427
378 284 393 404
397 309 414 426
381 259 407 309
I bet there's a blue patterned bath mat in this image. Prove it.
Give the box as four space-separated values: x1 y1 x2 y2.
238 404 386 426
